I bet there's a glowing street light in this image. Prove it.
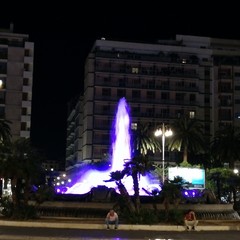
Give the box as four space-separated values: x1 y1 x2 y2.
233 169 239 175
154 123 173 183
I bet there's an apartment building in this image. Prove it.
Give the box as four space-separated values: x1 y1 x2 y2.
0 24 34 140
65 35 240 174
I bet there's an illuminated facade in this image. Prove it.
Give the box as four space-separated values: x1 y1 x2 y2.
66 35 240 173
0 24 34 197
0 24 34 140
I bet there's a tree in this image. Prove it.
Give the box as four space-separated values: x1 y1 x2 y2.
160 176 185 220
207 167 240 203
0 119 12 144
0 119 12 165
106 122 160 214
211 125 240 168
124 155 153 213
105 170 135 213
128 122 160 212
131 122 161 156
168 116 206 164
0 138 45 210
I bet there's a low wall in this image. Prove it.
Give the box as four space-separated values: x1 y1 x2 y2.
31 201 234 211
143 203 235 211
29 201 240 220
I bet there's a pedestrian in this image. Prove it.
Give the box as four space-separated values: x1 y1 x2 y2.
184 209 198 230
105 209 119 229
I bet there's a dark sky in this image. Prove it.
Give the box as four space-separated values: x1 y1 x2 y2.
1 2 240 163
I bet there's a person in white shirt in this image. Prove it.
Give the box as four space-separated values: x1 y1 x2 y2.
105 209 119 229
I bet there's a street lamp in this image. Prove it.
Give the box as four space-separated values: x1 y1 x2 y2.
233 169 239 175
154 123 173 183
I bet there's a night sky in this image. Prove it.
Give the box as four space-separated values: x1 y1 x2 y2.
1 2 240 163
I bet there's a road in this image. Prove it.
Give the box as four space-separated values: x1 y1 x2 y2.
0 226 240 240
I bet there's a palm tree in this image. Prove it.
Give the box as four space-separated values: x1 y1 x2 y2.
168 116 206 164
211 125 240 168
127 122 160 212
105 170 135 213
124 155 153 213
131 122 161 156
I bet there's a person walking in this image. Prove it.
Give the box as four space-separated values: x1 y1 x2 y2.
105 209 119 229
184 209 198 230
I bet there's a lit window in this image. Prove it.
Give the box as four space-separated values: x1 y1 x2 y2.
131 122 138 130
189 111 195 119
182 59 187 64
132 67 139 74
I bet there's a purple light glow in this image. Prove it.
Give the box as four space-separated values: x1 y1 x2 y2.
64 98 159 196
111 98 131 172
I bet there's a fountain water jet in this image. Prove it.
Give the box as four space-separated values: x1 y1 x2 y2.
62 97 159 195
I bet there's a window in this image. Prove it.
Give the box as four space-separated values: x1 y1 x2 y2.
103 105 110 112
161 92 169 100
176 81 184 88
25 49 30 56
176 109 184 118
0 63 7 74
189 111 195 119
189 94 196 102
189 82 196 88
131 122 138 130
0 48 7 58
235 72 240 77
117 89 126 97
133 78 141 86
21 122 27 131
102 88 111 96
182 58 187 64
205 68 210 78
104 77 111 84
205 96 210 104
162 80 169 88
0 106 4 118
146 108 154 117
119 78 126 87
0 91 5 103
218 68 232 79
22 93 28 101
22 108 27 115
219 109 231 120
147 79 155 88
176 93 184 101
218 82 232 92
219 95 231 106
147 91 155 100
132 67 139 74
23 78 29 85
132 106 140 114
161 108 169 118
132 90 141 99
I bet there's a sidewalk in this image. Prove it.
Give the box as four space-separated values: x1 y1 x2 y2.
0 217 240 231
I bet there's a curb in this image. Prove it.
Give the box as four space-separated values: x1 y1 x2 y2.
1 220 240 231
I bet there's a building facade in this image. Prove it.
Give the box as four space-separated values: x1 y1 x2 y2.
0 24 34 140
65 35 240 173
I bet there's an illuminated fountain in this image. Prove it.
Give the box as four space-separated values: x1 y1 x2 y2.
62 97 159 196
52 98 240 220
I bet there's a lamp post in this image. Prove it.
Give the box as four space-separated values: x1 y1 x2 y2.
154 123 173 183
